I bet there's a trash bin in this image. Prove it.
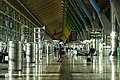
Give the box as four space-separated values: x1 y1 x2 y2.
117 47 120 60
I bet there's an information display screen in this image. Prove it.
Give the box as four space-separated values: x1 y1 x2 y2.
70 31 77 41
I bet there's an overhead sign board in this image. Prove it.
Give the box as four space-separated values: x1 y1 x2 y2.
70 31 77 41
90 31 102 39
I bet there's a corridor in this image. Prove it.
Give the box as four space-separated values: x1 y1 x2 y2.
0 1 120 80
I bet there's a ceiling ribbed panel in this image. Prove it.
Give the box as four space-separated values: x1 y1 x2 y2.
18 0 110 41
26 0 64 39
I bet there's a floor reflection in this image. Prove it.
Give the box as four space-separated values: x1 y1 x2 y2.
0 53 120 80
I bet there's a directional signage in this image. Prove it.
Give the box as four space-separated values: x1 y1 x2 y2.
90 31 102 39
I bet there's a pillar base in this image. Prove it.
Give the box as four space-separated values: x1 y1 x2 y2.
109 51 117 57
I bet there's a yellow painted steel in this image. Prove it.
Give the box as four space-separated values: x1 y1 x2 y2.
61 25 71 43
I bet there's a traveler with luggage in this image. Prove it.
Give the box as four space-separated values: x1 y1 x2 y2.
87 46 95 62
57 40 65 62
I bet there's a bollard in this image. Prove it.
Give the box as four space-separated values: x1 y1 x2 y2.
15 41 22 71
24 43 36 79
8 41 23 74
26 43 31 63
38 42 42 59
8 41 15 73
30 43 35 63
46 44 49 65
0 42 3 62
0 42 3 52
35 43 38 76
26 43 36 63
117 47 120 60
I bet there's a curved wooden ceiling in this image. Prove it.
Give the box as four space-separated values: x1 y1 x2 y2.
19 0 110 41
24 0 64 40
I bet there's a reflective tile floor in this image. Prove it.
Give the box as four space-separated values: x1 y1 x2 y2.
0 52 120 80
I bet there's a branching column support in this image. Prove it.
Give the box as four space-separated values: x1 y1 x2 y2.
110 0 119 56
89 0 111 46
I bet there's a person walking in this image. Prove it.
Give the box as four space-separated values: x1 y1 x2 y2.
88 46 95 62
89 46 95 57
57 40 64 62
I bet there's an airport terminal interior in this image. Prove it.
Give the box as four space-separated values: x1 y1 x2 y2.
0 0 120 80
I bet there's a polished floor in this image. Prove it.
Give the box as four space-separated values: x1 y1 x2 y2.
0 51 120 80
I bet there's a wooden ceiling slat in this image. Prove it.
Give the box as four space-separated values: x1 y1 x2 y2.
27 0 38 5
28 0 61 11
37 13 62 20
27 0 51 8
35 7 62 17
28 0 62 7
33 3 61 15
42 15 62 23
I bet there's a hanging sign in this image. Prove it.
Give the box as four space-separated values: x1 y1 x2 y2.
70 31 77 41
